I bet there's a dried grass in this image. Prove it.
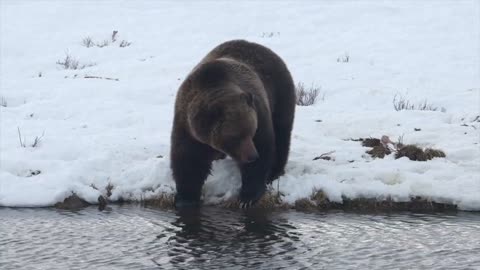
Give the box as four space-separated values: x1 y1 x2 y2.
296 82 323 106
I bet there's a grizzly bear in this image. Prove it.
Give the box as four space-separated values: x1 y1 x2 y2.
170 40 295 208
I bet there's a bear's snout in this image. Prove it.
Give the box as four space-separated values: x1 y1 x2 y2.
238 139 259 164
246 151 259 163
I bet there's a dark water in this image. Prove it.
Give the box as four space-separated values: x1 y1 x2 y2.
1 206 479 270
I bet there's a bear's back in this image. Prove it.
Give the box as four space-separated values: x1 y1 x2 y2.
200 40 295 115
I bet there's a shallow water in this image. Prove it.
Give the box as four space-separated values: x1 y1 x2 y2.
1 206 479 270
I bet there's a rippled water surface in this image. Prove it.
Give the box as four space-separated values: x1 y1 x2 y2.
1 206 479 269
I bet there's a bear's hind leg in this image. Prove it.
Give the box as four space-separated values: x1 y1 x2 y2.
268 121 293 183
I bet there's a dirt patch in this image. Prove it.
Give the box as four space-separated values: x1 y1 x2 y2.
355 135 446 161
396 145 446 161
294 190 456 212
53 190 457 212
361 138 382 147
53 180 457 213
367 145 392 158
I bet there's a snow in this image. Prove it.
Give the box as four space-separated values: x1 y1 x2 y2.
1 1 479 210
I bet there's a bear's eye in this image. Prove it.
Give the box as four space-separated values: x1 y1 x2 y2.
244 92 255 107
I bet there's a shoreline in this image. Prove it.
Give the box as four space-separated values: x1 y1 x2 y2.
4 190 460 212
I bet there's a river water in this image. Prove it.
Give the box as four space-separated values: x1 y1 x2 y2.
1 206 479 269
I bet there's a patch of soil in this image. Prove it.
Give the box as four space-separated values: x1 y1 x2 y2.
367 145 392 158
395 145 446 161
361 138 381 147
294 190 456 212
52 187 456 212
356 136 446 161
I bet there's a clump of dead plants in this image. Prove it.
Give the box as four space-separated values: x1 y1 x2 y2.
354 135 446 161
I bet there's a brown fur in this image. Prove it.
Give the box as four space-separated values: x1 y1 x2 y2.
170 40 296 207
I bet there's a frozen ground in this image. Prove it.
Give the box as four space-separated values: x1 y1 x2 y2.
1 1 479 210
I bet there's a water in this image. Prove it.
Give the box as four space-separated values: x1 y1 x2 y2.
1 206 479 270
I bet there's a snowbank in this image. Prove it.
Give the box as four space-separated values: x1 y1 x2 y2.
1 1 479 210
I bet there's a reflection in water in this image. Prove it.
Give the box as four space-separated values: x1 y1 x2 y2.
159 207 302 269
1 206 480 270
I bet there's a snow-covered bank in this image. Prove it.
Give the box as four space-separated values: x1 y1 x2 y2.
1 1 479 210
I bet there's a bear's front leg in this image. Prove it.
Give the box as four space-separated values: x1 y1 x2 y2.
239 140 274 208
171 132 215 208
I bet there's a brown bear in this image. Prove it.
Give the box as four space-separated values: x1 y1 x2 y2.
170 40 295 208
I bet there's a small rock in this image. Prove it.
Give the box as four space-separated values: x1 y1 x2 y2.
98 195 108 211
26 170 41 177
54 193 90 210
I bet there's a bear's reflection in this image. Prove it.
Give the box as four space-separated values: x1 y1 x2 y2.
163 207 299 268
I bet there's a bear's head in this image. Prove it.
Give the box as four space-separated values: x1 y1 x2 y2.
187 88 259 164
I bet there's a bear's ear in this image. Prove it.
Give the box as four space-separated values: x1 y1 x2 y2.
243 92 255 107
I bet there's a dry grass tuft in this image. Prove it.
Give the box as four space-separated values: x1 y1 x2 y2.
337 53 350 63
95 40 110 48
296 82 323 106
310 189 332 209
56 54 96 70
119 40 132 47
17 127 45 148
393 95 438 111
254 192 288 209
82 37 95 48
141 193 175 209
105 182 114 198
294 198 316 211
81 31 131 48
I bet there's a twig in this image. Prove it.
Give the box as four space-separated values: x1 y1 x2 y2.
277 177 280 199
313 150 335 161
17 127 26 147
84 75 119 81
31 131 45 147
1 96 7 107
111 30 118 43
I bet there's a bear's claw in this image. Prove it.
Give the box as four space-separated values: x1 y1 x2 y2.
239 185 266 208
239 200 256 209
